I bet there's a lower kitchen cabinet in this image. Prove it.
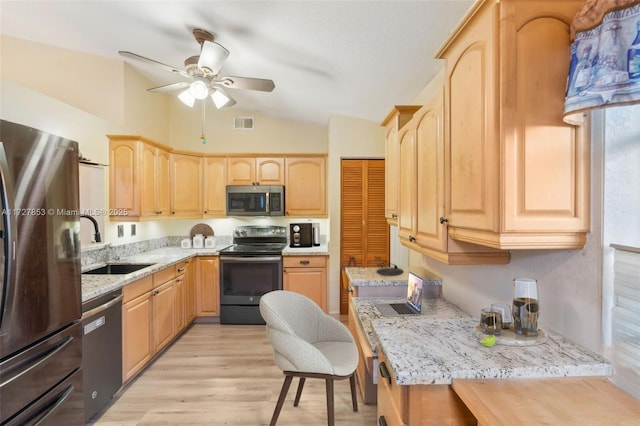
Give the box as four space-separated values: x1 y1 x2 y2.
196 257 220 317
377 350 475 425
283 256 327 311
121 261 196 383
184 259 196 324
348 300 377 405
122 276 153 383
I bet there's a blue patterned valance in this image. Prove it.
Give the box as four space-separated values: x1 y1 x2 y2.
564 0 640 124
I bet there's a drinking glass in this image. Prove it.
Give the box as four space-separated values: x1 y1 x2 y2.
480 308 502 335
512 278 539 336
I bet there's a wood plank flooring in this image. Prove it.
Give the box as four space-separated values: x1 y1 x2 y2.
91 323 377 425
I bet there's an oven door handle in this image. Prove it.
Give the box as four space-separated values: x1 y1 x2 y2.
221 256 282 262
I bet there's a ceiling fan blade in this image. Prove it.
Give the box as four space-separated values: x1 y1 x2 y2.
216 76 275 92
197 40 229 75
148 82 190 93
119 51 189 78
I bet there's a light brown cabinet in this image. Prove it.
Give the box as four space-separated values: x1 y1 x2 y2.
122 276 153 383
283 256 327 311
203 156 227 217
140 143 171 217
397 92 509 265
377 349 475 426
435 0 588 250
183 259 196 324
381 106 420 225
196 257 220 317
122 262 196 383
109 136 172 220
347 300 377 405
284 156 327 217
170 153 203 217
227 157 284 185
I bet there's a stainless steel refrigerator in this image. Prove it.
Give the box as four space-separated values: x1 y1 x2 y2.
0 120 83 425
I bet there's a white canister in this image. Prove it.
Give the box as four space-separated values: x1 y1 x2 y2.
181 238 192 249
204 236 215 248
192 234 204 249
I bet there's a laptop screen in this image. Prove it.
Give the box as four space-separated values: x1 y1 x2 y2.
406 272 424 312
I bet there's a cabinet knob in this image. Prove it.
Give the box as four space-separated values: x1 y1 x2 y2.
177 267 185 273
171 211 176 215
391 213 397 219
155 211 161 215
439 217 448 224
409 236 416 242
300 260 310 265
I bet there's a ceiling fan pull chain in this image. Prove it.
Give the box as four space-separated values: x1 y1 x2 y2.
200 100 207 145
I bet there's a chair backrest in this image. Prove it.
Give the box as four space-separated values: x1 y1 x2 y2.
260 290 324 343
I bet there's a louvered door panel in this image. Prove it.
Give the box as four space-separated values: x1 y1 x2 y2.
340 159 389 314
365 161 389 266
341 161 365 267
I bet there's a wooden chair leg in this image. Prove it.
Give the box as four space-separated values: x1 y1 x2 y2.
325 378 334 426
349 373 358 412
270 375 293 426
293 377 306 407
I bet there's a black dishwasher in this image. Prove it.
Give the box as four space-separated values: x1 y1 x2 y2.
82 289 123 421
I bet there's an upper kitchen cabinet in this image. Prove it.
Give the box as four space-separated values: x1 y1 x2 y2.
203 156 227 217
109 136 170 220
285 156 327 217
435 0 589 250
227 156 284 185
398 91 509 264
170 153 203 217
381 106 420 225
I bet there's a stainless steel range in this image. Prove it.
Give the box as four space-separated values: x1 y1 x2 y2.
218 226 287 324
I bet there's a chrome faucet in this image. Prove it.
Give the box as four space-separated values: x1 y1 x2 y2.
80 214 102 243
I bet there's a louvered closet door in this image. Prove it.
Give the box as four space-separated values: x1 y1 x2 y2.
340 159 389 314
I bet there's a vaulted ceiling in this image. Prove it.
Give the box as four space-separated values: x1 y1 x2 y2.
0 1 473 125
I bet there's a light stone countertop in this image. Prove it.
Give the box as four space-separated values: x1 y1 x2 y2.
81 244 329 303
81 246 229 302
372 316 613 385
345 266 442 287
351 297 471 355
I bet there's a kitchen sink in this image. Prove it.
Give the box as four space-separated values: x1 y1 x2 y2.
82 263 155 275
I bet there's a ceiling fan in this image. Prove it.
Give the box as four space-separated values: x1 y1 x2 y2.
119 29 275 109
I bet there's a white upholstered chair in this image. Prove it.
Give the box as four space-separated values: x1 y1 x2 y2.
259 290 359 426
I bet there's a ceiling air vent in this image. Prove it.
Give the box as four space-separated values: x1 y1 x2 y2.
234 117 254 130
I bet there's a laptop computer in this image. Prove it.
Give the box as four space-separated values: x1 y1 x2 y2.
375 271 424 316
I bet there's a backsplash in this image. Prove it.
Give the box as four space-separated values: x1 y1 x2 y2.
80 235 233 267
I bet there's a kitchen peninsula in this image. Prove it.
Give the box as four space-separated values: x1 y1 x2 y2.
349 289 615 425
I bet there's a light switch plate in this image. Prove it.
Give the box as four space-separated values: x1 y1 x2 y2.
131 224 136 236
117 225 124 238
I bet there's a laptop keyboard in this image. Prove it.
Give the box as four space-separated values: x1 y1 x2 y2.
390 303 414 314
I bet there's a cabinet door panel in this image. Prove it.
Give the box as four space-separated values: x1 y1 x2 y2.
171 154 203 216
227 157 255 185
283 268 326 311
196 257 219 316
156 149 171 215
153 280 175 353
397 127 416 241
285 157 326 216
110 141 139 216
256 157 284 185
204 157 227 217
122 293 151 382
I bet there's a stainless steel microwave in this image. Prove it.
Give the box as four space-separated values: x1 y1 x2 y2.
226 185 285 216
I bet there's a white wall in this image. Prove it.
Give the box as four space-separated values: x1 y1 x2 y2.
327 114 385 313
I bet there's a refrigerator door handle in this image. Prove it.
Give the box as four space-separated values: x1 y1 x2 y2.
0 335 73 388
0 142 17 329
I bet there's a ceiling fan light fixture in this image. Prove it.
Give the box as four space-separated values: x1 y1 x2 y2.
189 79 209 100
198 41 229 75
178 89 196 107
211 88 235 109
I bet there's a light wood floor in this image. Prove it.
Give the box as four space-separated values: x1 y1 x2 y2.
91 323 377 425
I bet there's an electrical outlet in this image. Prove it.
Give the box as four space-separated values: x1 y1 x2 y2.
131 224 136 236
117 225 124 238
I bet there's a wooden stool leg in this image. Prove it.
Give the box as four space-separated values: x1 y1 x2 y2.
293 377 306 407
270 375 293 426
349 373 358 412
325 378 334 426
